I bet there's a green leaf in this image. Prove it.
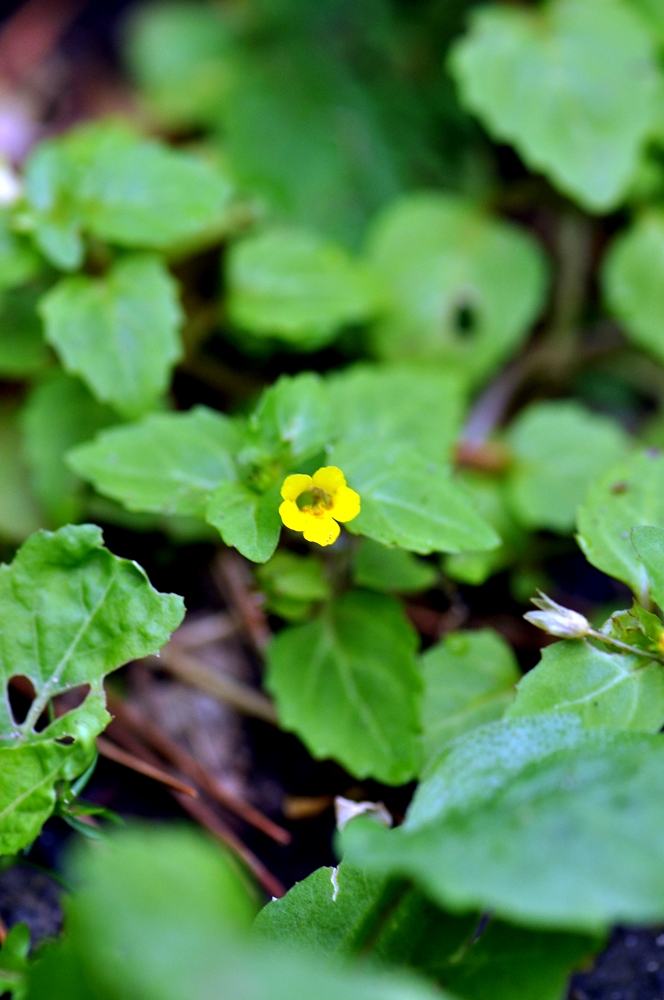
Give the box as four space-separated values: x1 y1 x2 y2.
421 629 520 763
23 121 236 260
0 211 40 290
265 590 422 784
257 551 331 621
240 373 331 479
601 600 664 654
505 401 631 533
227 225 377 349
40 253 183 418
333 445 500 555
603 212 664 365
32 824 446 1000
443 472 526 585
206 481 282 563
0 403 44 543
255 863 599 1000
0 288 49 378
343 717 664 931
0 524 183 852
449 0 660 211
576 449 664 601
506 638 664 731
125 2 235 127
631 525 664 611
328 365 465 466
68 407 240 519
21 372 118 526
254 863 397 956
364 193 548 382
353 538 438 594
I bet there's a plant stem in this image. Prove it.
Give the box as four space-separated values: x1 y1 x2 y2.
587 629 664 666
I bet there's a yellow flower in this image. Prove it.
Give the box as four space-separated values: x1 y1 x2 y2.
279 466 360 546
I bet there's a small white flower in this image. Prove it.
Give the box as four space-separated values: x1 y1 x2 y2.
524 591 591 639
334 796 392 832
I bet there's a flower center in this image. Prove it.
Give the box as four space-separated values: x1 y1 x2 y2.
296 487 332 514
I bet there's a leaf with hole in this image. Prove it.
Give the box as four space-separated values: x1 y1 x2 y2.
364 193 548 383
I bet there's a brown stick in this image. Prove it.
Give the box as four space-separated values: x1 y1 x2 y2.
213 550 272 654
171 612 237 649
106 692 290 845
102 716 285 898
151 647 278 724
172 791 285 898
96 735 198 798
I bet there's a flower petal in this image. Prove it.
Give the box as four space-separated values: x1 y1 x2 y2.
279 499 309 531
331 485 361 522
312 466 346 496
303 515 340 547
281 474 313 502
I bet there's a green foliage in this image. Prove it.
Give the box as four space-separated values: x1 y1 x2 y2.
266 590 422 784
227 225 377 349
353 539 438 594
364 193 548 381
344 718 664 931
0 288 49 380
68 406 240 518
603 212 664 365
21 372 117 526
255 862 600 1000
0 403 44 543
449 0 661 211
257 551 331 620
507 638 664 730
27 824 446 1000
577 449 664 602
631 525 664 610
0 525 183 853
39 253 183 418
421 629 520 763
22 120 234 267
505 401 631 532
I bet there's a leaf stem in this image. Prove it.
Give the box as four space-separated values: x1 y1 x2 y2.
587 629 664 666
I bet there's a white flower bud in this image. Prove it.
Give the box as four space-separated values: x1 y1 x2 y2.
524 591 591 639
334 796 392 832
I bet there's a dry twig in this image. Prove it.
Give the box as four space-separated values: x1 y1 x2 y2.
96 735 198 798
213 550 272 654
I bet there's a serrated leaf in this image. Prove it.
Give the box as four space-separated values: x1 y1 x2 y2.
0 524 183 852
576 449 664 602
343 717 664 930
353 538 438 594
23 121 235 260
227 225 377 349
332 445 500 555
255 862 599 1000
421 629 520 763
507 638 664 731
31 825 446 1000
505 401 631 533
0 287 49 378
449 0 660 211
631 525 664 612
206 481 282 563
40 253 183 418
68 407 240 518
328 365 465 466
266 590 422 784
364 193 548 382
443 471 526 585
603 212 664 365
21 372 118 526
240 373 331 478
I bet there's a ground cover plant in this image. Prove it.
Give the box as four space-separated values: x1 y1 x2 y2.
4 0 664 996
